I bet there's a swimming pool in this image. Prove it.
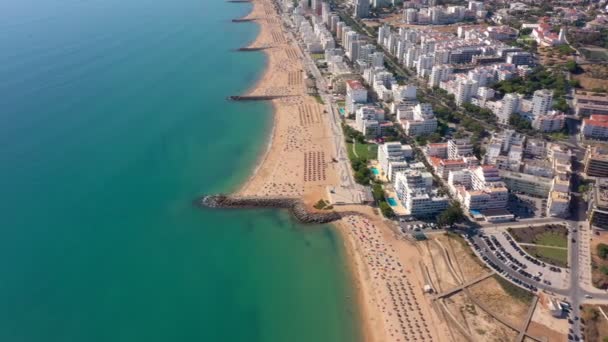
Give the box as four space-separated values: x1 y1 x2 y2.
387 197 398 206
371 167 379 175
338 108 345 115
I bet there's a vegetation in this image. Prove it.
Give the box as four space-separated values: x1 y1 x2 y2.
437 202 465 228
372 183 384 202
535 232 568 248
462 103 497 125
598 243 608 260
379 201 395 218
313 199 332 210
343 123 365 144
493 275 534 304
509 113 533 132
522 245 568 268
492 66 570 112
565 60 583 74
347 142 378 161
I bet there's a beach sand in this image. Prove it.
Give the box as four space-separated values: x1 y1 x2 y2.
236 0 338 201
337 211 451 342
235 1 449 341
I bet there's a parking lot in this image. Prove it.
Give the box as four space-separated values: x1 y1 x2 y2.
398 220 441 233
466 228 570 294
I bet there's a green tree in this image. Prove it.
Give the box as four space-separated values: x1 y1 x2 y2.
565 60 582 74
598 243 608 259
379 201 395 218
520 27 532 36
437 202 465 227
372 183 385 202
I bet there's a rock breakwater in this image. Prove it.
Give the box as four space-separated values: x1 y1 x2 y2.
197 195 347 224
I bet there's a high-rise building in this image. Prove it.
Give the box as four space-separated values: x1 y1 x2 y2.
455 79 478 105
354 0 370 18
532 89 553 117
428 65 452 87
497 93 522 125
345 79 368 114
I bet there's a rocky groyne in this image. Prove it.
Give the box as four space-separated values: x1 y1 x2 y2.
196 195 347 224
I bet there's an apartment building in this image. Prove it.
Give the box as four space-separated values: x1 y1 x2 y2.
345 79 368 114
582 115 608 140
584 146 608 178
378 142 413 181
574 93 608 116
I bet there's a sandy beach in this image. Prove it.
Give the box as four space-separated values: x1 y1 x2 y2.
234 1 448 341
236 0 338 201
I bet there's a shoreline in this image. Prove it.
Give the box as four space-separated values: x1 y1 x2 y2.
230 0 374 338
224 1 447 341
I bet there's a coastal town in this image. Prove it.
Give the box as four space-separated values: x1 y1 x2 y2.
222 0 608 340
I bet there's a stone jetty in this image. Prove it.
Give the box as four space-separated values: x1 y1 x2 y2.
196 195 353 224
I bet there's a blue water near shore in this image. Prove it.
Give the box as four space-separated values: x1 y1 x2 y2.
0 0 360 341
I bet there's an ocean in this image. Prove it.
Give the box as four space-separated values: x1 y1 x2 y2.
0 0 360 341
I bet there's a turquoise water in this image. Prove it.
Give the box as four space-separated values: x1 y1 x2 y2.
387 198 398 206
0 0 360 341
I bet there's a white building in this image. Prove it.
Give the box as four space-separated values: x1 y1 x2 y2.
582 115 608 140
449 165 509 211
532 89 554 118
455 79 478 106
429 65 453 88
394 170 449 217
448 138 474 159
355 105 385 137
346 79 368 114
532 111 565 132
378 142 413 180
400 103 438 136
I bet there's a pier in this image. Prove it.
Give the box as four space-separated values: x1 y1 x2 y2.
232 18 256 22
227 95 292 101
236 46 273 52
227 0 252 3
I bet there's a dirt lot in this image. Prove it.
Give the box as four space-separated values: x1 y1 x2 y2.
591 230 608 289
439 233 488 282
422 234 538 342
508 224 568 245
581 304 608 342
468 277 530 327
444 292 517 341
528 293 568 340
573 64 608 92
538 46 576 67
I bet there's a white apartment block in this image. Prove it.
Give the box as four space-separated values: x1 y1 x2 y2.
378 142 413 181
345 79 368 114
428 65 453 87
532 112 565 132
355 106 385 137
448 138 474 159
582 115 608 140
399 103 438 136
532 89 554 117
